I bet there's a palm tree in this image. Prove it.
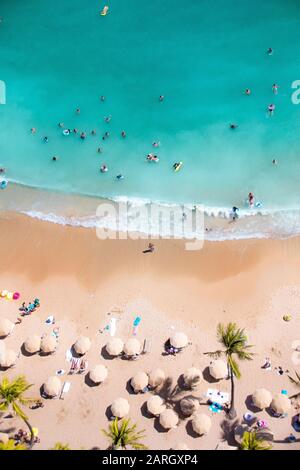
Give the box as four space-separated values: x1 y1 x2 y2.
102 418 147 450
240 431 272 450
288 370 300 399
0 376 35 448
51 442 70 450
205 323 254 419
0 439 27 450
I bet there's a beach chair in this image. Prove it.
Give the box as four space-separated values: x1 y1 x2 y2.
59 382 71 400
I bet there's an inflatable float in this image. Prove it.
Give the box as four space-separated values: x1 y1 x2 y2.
63 129 71 136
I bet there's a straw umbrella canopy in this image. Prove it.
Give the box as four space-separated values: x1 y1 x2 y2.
147 395 166 416
106 337 124 356
0 349 17 368
24 335 41 354
0 432 9 444
89 364 108 384
183 367 202 387
271 394 291 414
123 338 141 356
192 413 212 435
252 388 272 410
209 360 228 380
111 398 130 418
41 334 57 354
74 336 91 355
148 368 165 388
172 443 190 450
170 332 188 349
131 372 149 392
43 376 62 398
180 397 200 417
0 318 14 337
159 409 179 429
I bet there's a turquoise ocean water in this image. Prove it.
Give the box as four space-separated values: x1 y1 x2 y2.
1 0 300 238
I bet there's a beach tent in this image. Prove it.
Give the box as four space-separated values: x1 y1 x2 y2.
147 395 166 416
159 409 179 429
192 413 212 435
252 388 272 409
131 371 148 392
111 398 130 418
41 335 57 354
123 338 141 356
106 337 123 356
148 368 165 388
24 335 41 354
89 364 108 384
74 336 91 355
0 318 14 337
209 360 228 380
43 376 62 398
170 332 188 349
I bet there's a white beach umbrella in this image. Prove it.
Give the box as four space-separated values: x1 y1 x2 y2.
41 334 57 353
172 442 190 450
271 394 291 414
123 338 141 356
147 395 166 416
106 337 124 356
111 398 130 418
159 409 179 429
89 364 108 384
74 336 91 355
43 376 62 398
183 367 202 387
0 318 14 337
192 413 212 435
131 371 149 392
148 368 165 388
209 360 228 380
24 335 41 354
0 349 17 368
252 388 272 410
170 332 188 349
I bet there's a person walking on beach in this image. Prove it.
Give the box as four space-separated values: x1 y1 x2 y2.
143 243 155 254
248 192 255 208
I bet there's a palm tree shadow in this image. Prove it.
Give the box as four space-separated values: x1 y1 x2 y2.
220 418 239 446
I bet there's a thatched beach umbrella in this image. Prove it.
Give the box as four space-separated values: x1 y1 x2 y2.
183 367 202 387
159 409 179 429
209 360 228 380
43 376 62 398
0 349 17 368
172 442 190 450
192 413 212 435
131 371 149 392
24 335 41 354
41 334 57 354
271 394 291 414
89 364 108 384
148 368 165 388
180 397 200 417
0 432 9 444
252 388 272 410
111 398 130 418
170 332 188 349
147 395 166 416
74 336 91 355
106 337 124 356
0 318 14 337
123 338 141 356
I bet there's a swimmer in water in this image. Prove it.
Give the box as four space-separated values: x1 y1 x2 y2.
230 123 238 129
173 162 180 171
102 132 110 140
76 108 80 114
232 206 239 221
73 128 78 134
267 47 273 55
91 130 96 136
52 156 58 161
100 164 108 173
104 116 111 123
248 192 255 208
152 141 160 148
121 131 126 138
43 136 49 143
272 158 278 165
116 174 124 180
80 132 86 140
0 168 5 173
97 147 103 153
245 89 251 95
58 122 64 128
31 128 37 134
159 95 164 102
272 83 280 95
268 103 275 115
100 95 105 102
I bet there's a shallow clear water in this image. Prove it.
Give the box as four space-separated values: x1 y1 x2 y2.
0 1 300 237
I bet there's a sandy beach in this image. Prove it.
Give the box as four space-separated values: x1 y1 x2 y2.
0 212 300 450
